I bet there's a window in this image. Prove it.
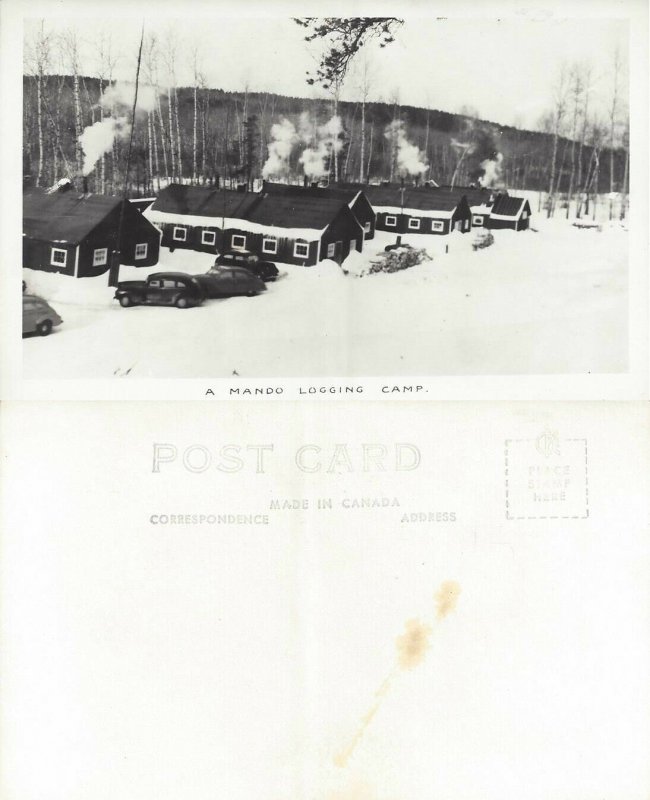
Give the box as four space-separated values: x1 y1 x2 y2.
173 226 187 241
50 247 67 267
522 210 529 219
327 243 336 258
293 241 309 259
384 215 397 227
408 218 420 230
201 230 216 246
472 215 484 226
92 248 108 267
364 221 371 234
135 243 148 259
431 220 444 233
231 234 246 250
262 237 277 255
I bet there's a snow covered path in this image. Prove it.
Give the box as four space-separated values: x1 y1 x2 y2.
22 218 628 378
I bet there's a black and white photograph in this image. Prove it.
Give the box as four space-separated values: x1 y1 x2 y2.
16 6 641 381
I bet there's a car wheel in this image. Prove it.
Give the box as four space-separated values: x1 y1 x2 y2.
119 295 131 307
246 290 257 297
176 296 189 308
37 319 53 336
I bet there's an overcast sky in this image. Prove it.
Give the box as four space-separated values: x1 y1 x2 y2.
24 14 628 130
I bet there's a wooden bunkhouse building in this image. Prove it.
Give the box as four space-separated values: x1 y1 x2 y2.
23 186 161 277
359 184 472 235
429 186 503 228
261 181 376 240
145 183 365 266
486 195 531 231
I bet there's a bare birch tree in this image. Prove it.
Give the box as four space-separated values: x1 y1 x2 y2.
24 21 52 186
546 64 569 217
60 28 84 176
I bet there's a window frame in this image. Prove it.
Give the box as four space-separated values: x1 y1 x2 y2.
134 242 148 260
201 230 216 246
431 220 445 233
384 215 397 227
92 247 108 267
231 234 247 250
262 237 278 255
50 247 67 267
293 241 310 259
326 242 336 259
363 221 371 234
172 226 187 242
407 217 421 231
472 215 484 226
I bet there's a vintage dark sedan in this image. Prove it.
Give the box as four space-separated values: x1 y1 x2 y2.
114 272 205 308
194 266 267 299
214 249 279 282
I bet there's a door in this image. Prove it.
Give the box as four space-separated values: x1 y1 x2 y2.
349 239 357 255
454 220 463 232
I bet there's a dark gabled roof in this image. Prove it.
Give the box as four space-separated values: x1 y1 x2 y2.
360 184 467 212
23 190 123 243
490 194 529 217
149 182 353 232
247 193 350 230
431 186 502 206
262 181 360 204
151 183 261 219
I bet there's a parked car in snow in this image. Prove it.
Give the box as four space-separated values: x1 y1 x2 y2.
195 266 267 299
23 294 63 336
214 249 279 282
114 272 205 308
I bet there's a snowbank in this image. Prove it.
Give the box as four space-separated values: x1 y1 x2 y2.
23 217 628 378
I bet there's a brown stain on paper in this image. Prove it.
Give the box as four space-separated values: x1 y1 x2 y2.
334 581 461 769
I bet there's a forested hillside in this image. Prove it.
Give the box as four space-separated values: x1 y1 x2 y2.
23 74 627 201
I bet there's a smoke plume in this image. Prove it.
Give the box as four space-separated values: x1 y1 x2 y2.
478 152 504 188
385 120 428 177
262 112 345 181
299 114 344 180
262 118 299 179
80 82 157 176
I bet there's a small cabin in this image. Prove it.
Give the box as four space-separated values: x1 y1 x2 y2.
486 195 531 230
23 188 161 277
235 192 364 266
362 184 472 235
262 181 376 240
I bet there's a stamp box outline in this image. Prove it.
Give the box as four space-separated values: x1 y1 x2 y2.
505 437 589 520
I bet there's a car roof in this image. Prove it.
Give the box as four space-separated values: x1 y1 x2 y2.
148 271 198 280
23 293 49 302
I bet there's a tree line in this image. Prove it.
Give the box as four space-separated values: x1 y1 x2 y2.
23 24 628 219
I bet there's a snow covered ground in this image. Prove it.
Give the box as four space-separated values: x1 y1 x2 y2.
22 212 628 378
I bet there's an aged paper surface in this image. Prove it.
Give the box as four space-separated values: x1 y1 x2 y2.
1 402 649 799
